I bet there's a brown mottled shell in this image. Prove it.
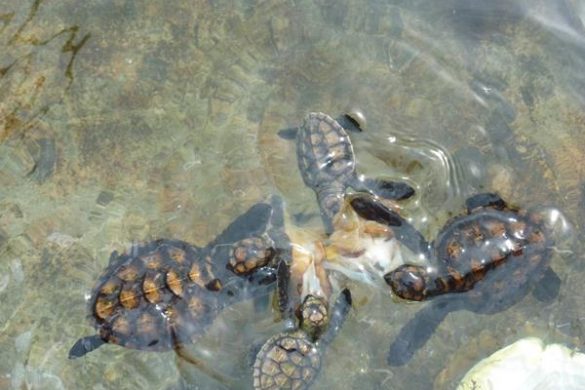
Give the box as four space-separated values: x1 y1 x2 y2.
226 236 275 276
253 330 321 390
388 202 552 312
89 239 222 351
436 206 550 300
296 112 355 190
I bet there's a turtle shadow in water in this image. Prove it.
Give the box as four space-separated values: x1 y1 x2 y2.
68 193 291 387
387 266 560 367
349 192 562 367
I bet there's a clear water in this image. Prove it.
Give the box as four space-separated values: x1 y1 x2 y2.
1 0 584 389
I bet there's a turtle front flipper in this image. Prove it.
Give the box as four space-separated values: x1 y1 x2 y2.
465 192 507 213
275 258 294 321
387 297 463 366
351 177 415 201
335 113 364 133
349 194 431 257
318 288 352 347
531 266 561 303
68 335 106 359
207 197 280 248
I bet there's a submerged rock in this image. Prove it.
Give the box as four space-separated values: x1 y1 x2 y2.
458 337 585 390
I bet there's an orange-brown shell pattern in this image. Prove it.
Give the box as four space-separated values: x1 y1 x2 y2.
89 239 224 351
296 112 356 229
226 235 276 276
296 112 355 190
386 196 552 309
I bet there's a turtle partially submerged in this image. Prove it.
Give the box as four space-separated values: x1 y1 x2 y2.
279 112 415 233
252 287 352 390
252 225 352 390
350 192 561 366
69 196 290 359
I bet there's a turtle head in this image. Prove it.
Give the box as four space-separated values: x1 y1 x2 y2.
296 294 329 341
227 235 277 276
384 265 430 301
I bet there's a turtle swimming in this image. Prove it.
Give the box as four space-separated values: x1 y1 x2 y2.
69 196 290 359
252 290 351 390
252 258 352 390
279 112 415 233
251 216 354 390
350 192 560 366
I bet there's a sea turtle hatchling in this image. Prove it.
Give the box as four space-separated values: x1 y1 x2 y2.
279 112 415 233
252 227 353 390
351 192 561 366
252 288 352 390
69 196 290 360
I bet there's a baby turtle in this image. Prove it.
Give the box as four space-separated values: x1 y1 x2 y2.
385 192 558 305
252 287 352 390
279 112 415 233
352 193 560 366
69 196 290 359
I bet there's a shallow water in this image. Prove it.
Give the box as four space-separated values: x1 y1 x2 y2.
1 0 585 389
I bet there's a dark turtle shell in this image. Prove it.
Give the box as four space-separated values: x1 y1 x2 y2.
296 112 355 229
297 112 355 193
87 239 222 351
253 289 352 390
253 330 321 390
385 193 553 311
380 193 559 366
70 197 291 358
286 112 415 233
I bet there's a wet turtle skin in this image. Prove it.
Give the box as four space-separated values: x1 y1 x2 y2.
81 240 224 352
385 192 554 307
253 289 352 390
69 197 291 358
296 112 356 231
285 112 415 233
376 193 560 366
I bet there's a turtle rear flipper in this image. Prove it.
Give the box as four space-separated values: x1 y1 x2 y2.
352 177 415 201
207 198 278 248
335 114 363 133
68 335 106 359
531 266 561 303
318 288 352 347
388 297 462 366
349 194 431 257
